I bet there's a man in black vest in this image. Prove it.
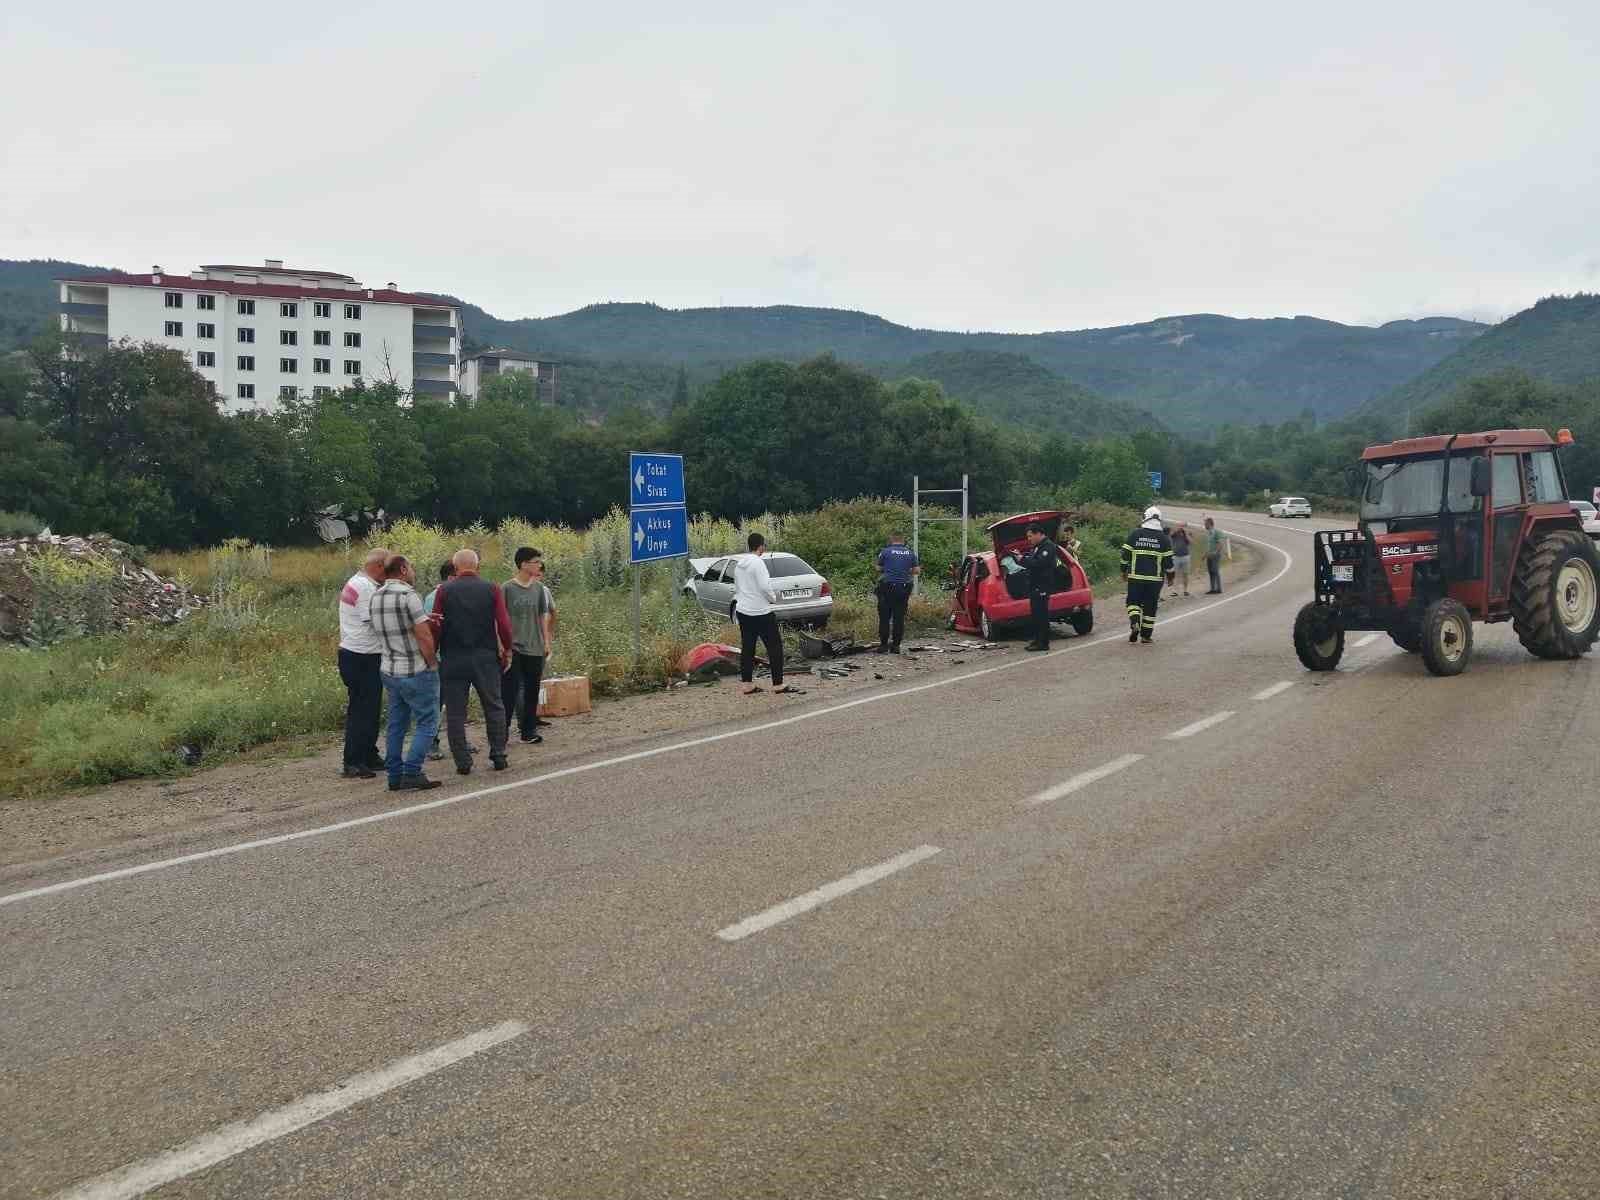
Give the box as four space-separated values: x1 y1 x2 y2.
432 548 513 774
1017 522 1060 651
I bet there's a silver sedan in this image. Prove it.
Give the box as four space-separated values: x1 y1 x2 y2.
683 553 834 627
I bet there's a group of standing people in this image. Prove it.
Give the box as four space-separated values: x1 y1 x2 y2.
337 546 556 790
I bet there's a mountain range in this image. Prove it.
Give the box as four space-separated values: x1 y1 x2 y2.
0 257 1504 436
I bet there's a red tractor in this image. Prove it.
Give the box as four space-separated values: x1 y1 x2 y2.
1294 428 1600 676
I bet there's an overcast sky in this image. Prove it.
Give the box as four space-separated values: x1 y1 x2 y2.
5 1 1597 332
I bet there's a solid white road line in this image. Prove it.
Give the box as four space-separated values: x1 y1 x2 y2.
1022 754 1146 808
50 1020 528 1200
1166 711 1236 740
715 845 943 941
1 526 1297 912
1353 633 1382 648
1251 681 1295 701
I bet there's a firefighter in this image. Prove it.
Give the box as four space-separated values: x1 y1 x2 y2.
1018 521 1060 651
1121 506 1176 644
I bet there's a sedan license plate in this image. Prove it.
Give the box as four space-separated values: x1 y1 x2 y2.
784 588 815 600
1330 565 1355 583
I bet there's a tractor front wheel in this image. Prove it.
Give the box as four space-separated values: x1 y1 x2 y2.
1420 598 1473 676
1511 531 1600 659
1293 602 1344 671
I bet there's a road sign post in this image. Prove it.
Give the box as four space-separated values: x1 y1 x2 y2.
1150 471 1164 492
629 452 689 666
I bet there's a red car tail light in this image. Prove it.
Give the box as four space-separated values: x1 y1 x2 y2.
820 582 832 597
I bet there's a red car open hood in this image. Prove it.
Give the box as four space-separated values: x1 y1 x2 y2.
986 510 1065 557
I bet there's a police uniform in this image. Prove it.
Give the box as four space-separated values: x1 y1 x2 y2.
1018 533 1060 648
1120 512 1174 643
875 541 919 652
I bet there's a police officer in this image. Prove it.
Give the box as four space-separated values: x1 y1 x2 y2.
1121 506 1175 644
1018 521 1060 651
874 532 921 653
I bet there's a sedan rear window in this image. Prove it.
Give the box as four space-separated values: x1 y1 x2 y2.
764 556 816 579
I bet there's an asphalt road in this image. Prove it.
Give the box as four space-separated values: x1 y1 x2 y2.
3 509 1597 1199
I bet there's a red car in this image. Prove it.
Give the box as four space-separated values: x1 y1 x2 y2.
950 511 1094 641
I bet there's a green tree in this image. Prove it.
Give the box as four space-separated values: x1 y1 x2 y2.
1071 437 1153 508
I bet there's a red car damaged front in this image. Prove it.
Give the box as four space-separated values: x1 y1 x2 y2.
950 510 1095 640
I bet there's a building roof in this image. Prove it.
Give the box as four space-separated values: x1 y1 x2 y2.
1362 429 1556 460
199 264 354 280
463 346 551 364
57 272 456 311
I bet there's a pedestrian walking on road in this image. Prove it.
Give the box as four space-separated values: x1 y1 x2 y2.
1122 507 1175 644
734 533 797 695
371 555 442 791
502 548 554 745
433 548 513 774
1169 523 1192 597
1203 517 1224 594
1018 522 1061 651
337 545 392 779
873 531 920 654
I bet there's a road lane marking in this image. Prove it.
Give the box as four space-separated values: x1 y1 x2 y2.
1251 681 1295 701
1 528 1296 911
1166 711 1235 739
715 845 942 941
1353 633 1382 648
50 1020 528 1200
1022 754 1145 808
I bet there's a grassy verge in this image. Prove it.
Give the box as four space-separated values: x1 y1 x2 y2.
0 500 1141 799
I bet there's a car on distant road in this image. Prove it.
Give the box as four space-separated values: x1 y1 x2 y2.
1571 500 1600 538
1268 496 1313 518
683 553 834 627
949 510 1094 641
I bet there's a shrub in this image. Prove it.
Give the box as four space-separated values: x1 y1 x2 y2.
21 547 118 647
0 510 45 537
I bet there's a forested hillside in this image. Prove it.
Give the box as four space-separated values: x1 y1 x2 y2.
3 259 1483 432
1369 294 1600 427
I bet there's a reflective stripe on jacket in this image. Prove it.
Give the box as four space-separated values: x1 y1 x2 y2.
1120 526 1174 582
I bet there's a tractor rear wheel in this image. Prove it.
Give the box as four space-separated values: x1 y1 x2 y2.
1389 624 1422 653
1420 598 1472 676
1070 609 1094 637
1511 531 1600 659
1293 602 1344 671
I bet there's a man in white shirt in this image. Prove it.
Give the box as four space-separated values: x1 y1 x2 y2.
337 546 390 779
733 532 796 694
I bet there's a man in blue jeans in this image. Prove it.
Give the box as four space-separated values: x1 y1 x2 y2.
369 554 442 791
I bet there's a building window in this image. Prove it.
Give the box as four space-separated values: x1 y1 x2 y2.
196 294 215 311
237 383 255 400
344 359 361 375
238 355 255 371
164 321 183 337
238 327 255 343
313 357 331 374
197 351 215 368
279 385 298 400
238 299 255 315
314 301 331 318
196 322 215 339
344 331 361 348
313 329 331 346
344 303 362 320
281 330 298 346
280 357 298 373
164 292 183 309
280 302 298 318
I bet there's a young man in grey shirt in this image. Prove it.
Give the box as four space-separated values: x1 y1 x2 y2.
501 547 554 744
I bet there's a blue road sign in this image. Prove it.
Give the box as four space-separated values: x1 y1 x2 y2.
630 505 690 563
630 452 685 508
1150 471 1164 491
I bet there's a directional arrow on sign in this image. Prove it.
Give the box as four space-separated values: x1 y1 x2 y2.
634 467 645 493
634 521 645 548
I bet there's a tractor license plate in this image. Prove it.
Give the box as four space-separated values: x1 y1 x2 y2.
1331 565 1355 583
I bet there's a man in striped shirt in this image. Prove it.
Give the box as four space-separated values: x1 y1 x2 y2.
370 555 442 791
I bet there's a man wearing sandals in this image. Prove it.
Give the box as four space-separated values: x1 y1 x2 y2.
733 532 799 695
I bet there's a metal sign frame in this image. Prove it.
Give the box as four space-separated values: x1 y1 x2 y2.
911 474 969 595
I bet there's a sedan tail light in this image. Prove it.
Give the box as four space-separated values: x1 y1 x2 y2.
820 582 832 597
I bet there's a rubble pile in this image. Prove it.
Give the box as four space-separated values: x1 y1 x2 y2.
0 532 205 641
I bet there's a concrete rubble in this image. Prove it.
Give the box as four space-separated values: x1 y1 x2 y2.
0 531 205 641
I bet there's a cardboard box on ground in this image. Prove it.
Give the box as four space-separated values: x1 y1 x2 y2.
537 675 592 717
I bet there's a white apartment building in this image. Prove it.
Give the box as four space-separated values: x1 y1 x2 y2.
57 259 461 410
458 347 558 403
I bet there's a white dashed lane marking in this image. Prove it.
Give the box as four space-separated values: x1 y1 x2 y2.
1252 681 1295 701
1353 633 1382 648
1022 755 1146 808
715 846 943 941
1165 711 1236 739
